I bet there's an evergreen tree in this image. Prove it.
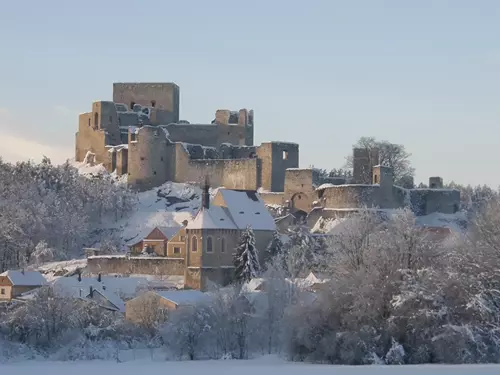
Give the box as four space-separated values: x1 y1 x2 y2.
265 230 284 264
234 226 261 283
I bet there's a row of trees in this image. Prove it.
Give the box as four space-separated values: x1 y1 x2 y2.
0 157 136 272
2 197 500 363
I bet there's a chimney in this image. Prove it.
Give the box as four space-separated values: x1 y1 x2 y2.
89 286 94 298
77 270 82 282
202 176 210 209
98 273 102 282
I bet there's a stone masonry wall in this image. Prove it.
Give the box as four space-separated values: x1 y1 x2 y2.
257 142 299 192
127 126 175 191
163 123 246 148
113 83 180 123
174 143 260 189
87 256 185 276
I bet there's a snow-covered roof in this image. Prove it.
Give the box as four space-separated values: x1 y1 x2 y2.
155 290 209 306
218 189 276 231
0 271 47 286
188 189 276 231
242 278 266 292
52 275 147 300
88 287 126 313
186 206 238 230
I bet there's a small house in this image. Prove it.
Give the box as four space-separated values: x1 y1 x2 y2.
0 270 47 301
128 225 187 257
125 290 209 322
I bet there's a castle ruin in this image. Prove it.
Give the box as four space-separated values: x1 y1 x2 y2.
75 82 298 192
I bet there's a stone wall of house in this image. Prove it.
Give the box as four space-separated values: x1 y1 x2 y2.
86 256 185 276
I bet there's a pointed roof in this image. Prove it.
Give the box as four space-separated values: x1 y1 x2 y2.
187 189 276 231
0 270 47 286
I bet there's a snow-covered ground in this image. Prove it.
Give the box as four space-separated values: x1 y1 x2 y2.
2 356 500 375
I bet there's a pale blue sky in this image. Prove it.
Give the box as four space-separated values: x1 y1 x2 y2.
0 0 499 186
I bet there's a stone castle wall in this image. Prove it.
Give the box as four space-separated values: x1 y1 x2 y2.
87 256 185 276
113 83 180 124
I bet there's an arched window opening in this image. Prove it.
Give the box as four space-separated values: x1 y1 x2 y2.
206 237 213 253
94 112 99 129
192 236 198 252
221 238 226 253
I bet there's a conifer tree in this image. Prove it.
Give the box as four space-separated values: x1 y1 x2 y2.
234 226 261 283
265 230 284 264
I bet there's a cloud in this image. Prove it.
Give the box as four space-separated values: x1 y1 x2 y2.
0 108 73 165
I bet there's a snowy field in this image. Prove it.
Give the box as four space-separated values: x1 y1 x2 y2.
2 357 500 375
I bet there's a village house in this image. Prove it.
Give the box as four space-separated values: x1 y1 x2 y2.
0 270 47 301
125 289 208 323
127 225 187 257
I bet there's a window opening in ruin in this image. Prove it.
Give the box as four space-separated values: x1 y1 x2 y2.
173 247 181 254
0 288 4 295
298 195 301 200
153 171 157 175
192 236 198 252
206 237 213 253
88 118 91 127
109 115 113 123
130 101 136 110
283 151 288 160
94 112 99 129
131 133 136 142
151 100 156 107
221 238 226 253
141 157 145 161
430 183 436 188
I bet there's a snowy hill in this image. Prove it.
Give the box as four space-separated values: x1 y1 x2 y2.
71 160 204 250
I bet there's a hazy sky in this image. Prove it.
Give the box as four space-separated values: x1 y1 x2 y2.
0 0 499 186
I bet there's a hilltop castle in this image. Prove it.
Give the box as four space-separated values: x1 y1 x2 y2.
75 82 298 193
75 82 460 219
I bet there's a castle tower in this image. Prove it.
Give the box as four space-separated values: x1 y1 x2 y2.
113 83 180 124
429 176 444 189
353 147 380 184
256 142 299 192
373 165 394 209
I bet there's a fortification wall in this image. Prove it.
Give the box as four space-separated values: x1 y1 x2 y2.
320 185 381 209
410 189 460 215
127 126 175 191
174 143 260 189
87 256 185 276
260 192 285 206
163 123 245 148
219 144 257 159
75 113 109 163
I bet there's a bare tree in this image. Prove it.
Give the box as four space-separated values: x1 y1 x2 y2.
345 137 415 188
